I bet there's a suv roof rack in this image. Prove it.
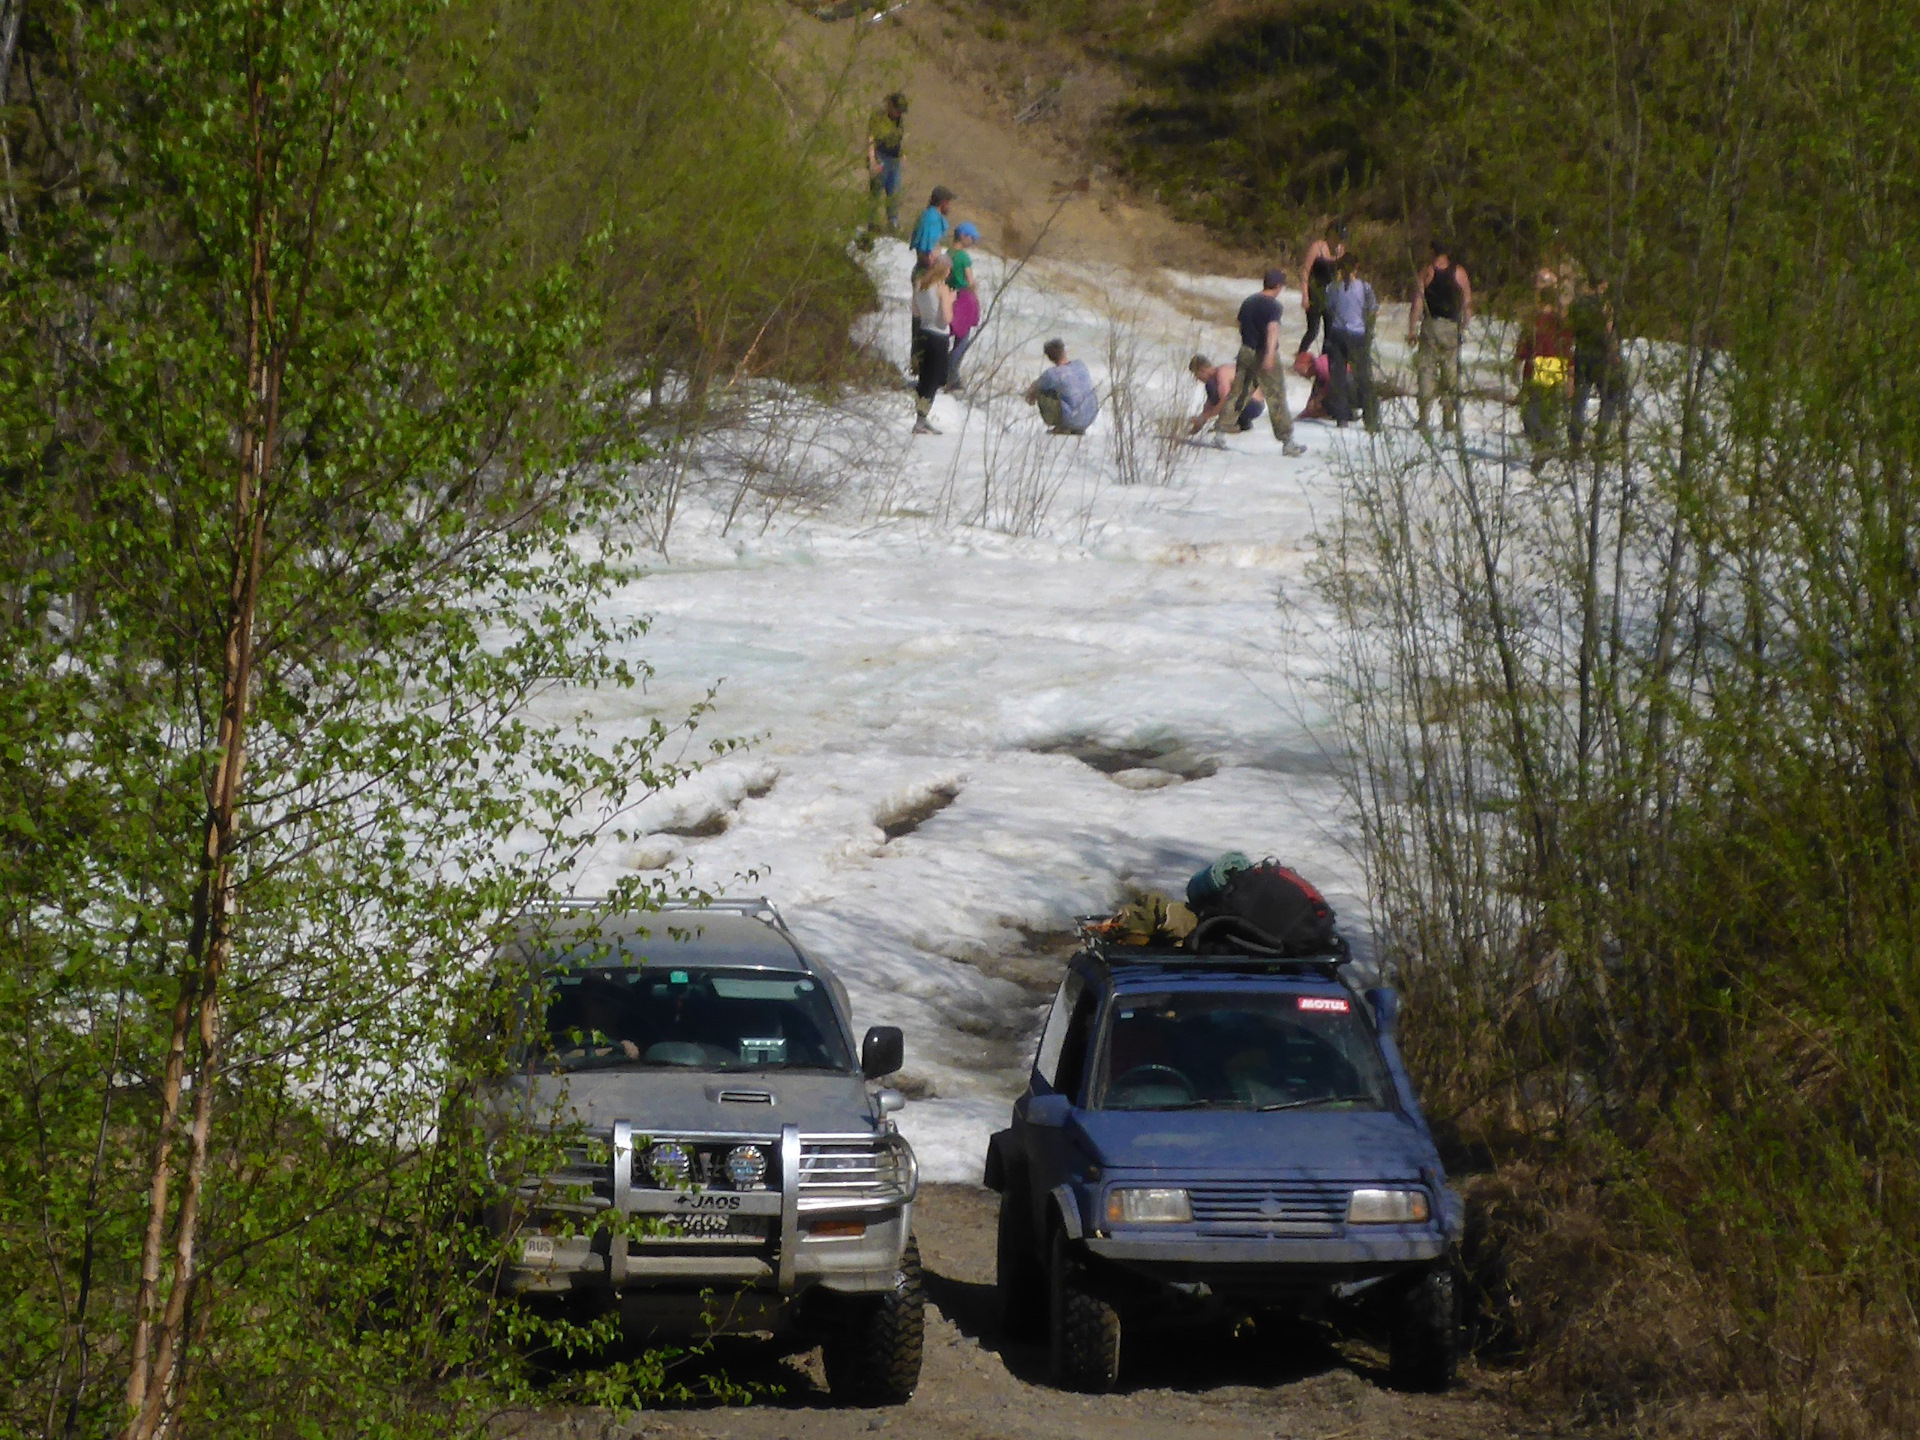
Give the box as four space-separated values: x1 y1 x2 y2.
525 894 777 915
522 894 794 936
1072 914 1351 968
1077 938 1350 977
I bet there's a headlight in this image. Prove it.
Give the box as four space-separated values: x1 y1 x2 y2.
1346 1187 1431 1224
647 1141 692 1187
1106 1187 1193 1225
724 1144 768 1190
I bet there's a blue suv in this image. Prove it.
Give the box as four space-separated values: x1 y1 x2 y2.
984 939 1464 1392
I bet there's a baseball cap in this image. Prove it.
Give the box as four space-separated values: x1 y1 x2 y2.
954 222 980 241
1263 267 1286 289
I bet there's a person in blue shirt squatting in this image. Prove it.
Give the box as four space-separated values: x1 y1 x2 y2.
907 186 955 372
1025 338 1099 436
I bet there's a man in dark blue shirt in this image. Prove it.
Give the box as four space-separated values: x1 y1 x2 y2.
1216 269 1306 455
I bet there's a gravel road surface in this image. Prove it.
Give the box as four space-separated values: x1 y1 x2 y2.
518 1184 1557 1440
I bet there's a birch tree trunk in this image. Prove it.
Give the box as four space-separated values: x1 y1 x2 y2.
121 51 284 1440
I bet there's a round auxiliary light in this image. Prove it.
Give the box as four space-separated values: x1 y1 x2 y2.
725 1144 768 1190
648 1141 692 1187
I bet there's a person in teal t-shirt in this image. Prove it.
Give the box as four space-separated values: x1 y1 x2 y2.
947 231 974 291
910 186 953 272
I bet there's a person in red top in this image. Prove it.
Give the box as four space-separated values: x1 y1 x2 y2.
1514 270 1575 464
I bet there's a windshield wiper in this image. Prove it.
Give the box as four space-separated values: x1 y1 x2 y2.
1256 1093 1379 1112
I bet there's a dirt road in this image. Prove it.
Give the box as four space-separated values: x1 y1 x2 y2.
781 3 1260 278
521 1185 1556 1440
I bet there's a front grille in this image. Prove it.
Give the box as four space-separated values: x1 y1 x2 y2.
1187 1180 1350 1229
635 1214 772 1247
521 1143 614 1214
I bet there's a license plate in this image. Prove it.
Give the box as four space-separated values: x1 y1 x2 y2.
519 1235 556 1263
640 1213 768 1245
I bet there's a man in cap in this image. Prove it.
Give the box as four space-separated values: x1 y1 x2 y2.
910 185 955 273
1217 269 1308 456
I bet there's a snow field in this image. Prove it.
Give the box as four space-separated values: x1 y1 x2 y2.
548 241 1513 1179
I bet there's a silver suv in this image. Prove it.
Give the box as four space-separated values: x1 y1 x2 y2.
488 899 923 1404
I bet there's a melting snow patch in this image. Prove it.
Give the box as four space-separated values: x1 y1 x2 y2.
531 241 1490 1181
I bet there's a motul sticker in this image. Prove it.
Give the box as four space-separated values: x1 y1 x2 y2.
1296 996 1351 1014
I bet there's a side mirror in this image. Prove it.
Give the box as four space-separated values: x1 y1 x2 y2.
861 1025 904 1079
875 1088 906 1115
1366 986 1401 1039
1025 1093 1072 1128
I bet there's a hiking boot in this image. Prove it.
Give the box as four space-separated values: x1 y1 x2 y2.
913 417 941 435
1283 441 1307 457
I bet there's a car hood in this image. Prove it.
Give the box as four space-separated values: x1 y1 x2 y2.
1074 1107 1440 1182
491 1068 882 1138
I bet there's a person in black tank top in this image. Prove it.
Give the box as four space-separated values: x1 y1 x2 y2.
1424 262 1463 322
1296 222 1347 355
1410 240 1473 431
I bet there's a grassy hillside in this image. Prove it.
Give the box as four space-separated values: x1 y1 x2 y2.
447 0 877 386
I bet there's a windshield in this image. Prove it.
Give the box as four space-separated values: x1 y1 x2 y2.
1097 990 1394 1112
537 965 854 1072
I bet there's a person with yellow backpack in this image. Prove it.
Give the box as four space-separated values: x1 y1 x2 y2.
1515 270 1575 465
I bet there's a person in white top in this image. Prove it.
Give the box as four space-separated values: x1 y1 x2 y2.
911 255 956 435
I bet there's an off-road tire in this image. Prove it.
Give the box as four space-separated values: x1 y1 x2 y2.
1388 1264 1459 1392
996 1183 1047 1340
1048 1229 1121 1392
822 1236 925 1406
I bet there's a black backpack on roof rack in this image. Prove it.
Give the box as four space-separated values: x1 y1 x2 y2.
1185 856 1342 958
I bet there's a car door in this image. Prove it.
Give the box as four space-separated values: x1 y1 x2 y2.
1014 971 1100 1233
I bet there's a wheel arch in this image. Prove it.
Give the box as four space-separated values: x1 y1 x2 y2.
1046 1182 1084 1242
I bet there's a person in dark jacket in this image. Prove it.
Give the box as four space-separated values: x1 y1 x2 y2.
1569 276 1627 452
